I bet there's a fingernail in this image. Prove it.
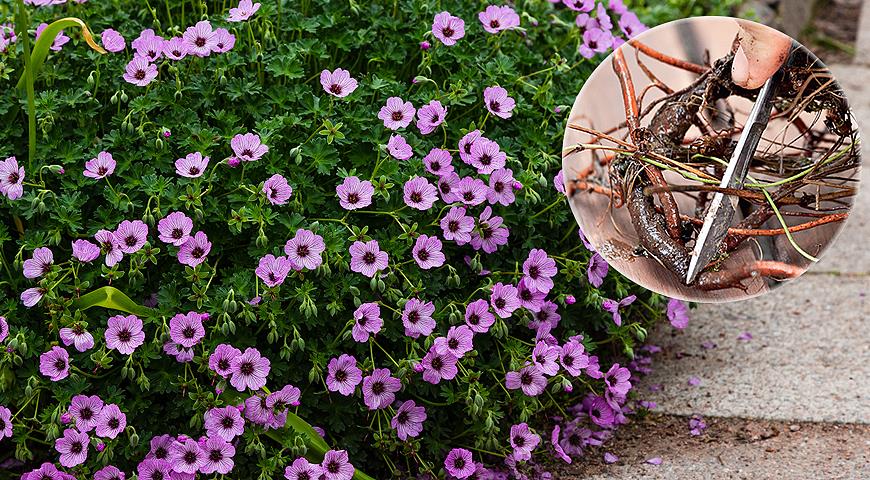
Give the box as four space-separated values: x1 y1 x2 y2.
731 45 749 87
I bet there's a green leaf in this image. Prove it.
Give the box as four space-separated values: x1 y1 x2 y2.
16 16 107 90
72 286 154 317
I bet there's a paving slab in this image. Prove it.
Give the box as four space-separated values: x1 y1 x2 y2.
855 0 870 63
637 274 869 423
817 64 870 274
555 414 870 479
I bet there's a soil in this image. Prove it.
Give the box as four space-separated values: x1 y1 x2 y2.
552 413 870 479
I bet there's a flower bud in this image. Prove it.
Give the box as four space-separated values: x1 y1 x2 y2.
227 157 241 168
87 72 95 86
129 432 139 447
420 41 430 50
565 295 576 305
120 91 129 103
110 92 118 104
96 443 106 452
60 412 72 424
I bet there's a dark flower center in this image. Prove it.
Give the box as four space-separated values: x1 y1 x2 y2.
430 161 441 171
153 471 165 480
520 289 533 301
241 149 253 157
448 220 459 232
479 154 492 165
513 435 525 447
335 369 347 382
453 457 466 469
172 228 183 239
416 249 430 261
430 113 439 122
431 356 443 370
564 355 574 366
463 191 474 201
184 451 197 464
490 100 501 111
135 70 146 80
371 381 385 395
521 372 533 385
191 247 205 258
108 417 120 429
493 181 504 193
407 311 419 324
80 407 93 420
592 408 601 418
182 326 195 338
195 37 206 47
125 235 138 247
296 245 310 257
221 416 235 429
218 359 230 370
442 27 454 38
482 227 494 239
494 298 506 309
448 338 459 349
118 329 131 342
528 265 540 279
468 313 479 325
97 166 108 175
358 315 368 326
440 183 452 194
240 361 254 375
9 172 19 183
73 324 85 334
54 358 66 371
362 252 376 265
391 111 403 121
189 167 200 175
70 441 83 454
155 446 168 459
397 411 409 424
209 449 223 462
410 192 422 203
298 473 310 480
327 461 340 473
346 192 360 204
329 84 343 94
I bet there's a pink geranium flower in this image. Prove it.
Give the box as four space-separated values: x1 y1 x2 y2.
349 240 388 277
231 132 269 162
105 315 145 354
84 151 116 179
263 174 293 205
228 0 261 22
378 97 415 130
183 20 217 57
483 85 516 119
387 134 413 160
178 231 211 267
123 56 158 86
320 68 358 98
175 152 209 178
432 12 465 46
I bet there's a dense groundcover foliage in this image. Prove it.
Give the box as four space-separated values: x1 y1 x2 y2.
0 0 734 478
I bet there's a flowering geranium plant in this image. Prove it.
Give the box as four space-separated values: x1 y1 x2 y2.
0 0 730 478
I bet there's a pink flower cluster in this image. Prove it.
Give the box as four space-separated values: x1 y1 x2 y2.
123 21 236 87
569 0 648 58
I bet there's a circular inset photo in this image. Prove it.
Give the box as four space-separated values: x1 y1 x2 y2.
562 16 861 302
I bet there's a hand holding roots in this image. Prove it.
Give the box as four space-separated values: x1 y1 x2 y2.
566 37 857 292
